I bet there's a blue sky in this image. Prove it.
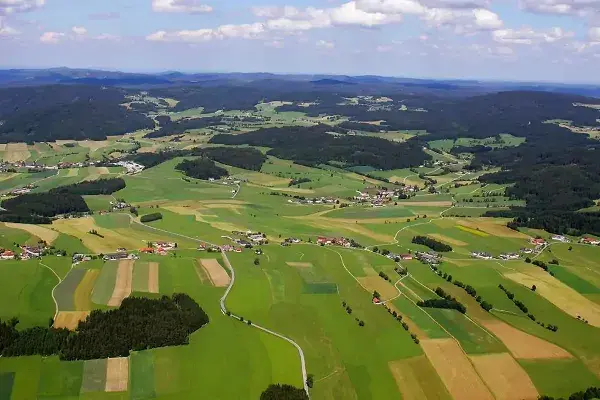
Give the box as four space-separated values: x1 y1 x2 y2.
1 0 599 83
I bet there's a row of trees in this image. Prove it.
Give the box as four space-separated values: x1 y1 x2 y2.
49 178 126 195
0 294 209 359
539 386 600 400
412 236 453 252
498 284 558 332
140 212 163 223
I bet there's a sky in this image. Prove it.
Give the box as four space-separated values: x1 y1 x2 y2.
1 0 599 83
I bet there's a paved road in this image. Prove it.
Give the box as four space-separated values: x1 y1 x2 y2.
131 216 310 396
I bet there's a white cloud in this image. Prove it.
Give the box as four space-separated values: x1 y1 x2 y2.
329 1 401 26
72 26 87 36
252 5 301 18
95 33 120 41
152 0 212 14
0 0 45 15
40 31 64 44
316 39 335 48
148 23 266 42
493 27 574 45
590 26 600 41
146 30 168 41
520 0 600 16
0 16 17 35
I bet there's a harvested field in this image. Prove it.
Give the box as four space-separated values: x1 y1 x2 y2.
389 356 451 400
470 353 539 400
0 144 5 151
357 276 398 301
429 233 468 247
53 311 90 330
291 216 394 243
3 143 30 162
105 357 129 392
79 140 110 152
456 219 529 238
74 270 100 311
55 269 87 311
481 320 572 359
148 262 159 293
363 267 378 276
81 359 107 393
505 271 600 327
286 262 313 268
200 259 230 287
85 166 110 181
421 338 494 400
4 222 58 244
107 260 134 307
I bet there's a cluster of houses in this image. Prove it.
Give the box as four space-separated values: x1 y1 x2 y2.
551 235 571 243
415 251 442 265
103 251 139 261
0 244 50 261
139 242 177 256
530 238 548 248
197 243 242 253
112 160 144 175
0 249 15 260
288 197 337 205
109 200 130 212
353 186 418 207
1 160 59 172
317 236 354 247
471 251 520 260
230 231 268 246
281 238 302 247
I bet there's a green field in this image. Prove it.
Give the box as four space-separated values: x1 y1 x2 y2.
91 262 118 306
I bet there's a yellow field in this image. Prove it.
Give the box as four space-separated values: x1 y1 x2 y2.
74 270 100 311
505 270 600 327
4 222 59 244
0 144 6 151
357 276 398 301
65 168 80 177
107 260 134 307
53 311 90 330
456 225 490 237
85 166 111 181
469 353 539 400
289 215 394 243
105 357 129 392
286 262 313 268
421 339 494 400
200 259 230 287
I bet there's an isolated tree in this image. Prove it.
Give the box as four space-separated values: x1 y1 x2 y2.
254 258 260 266
306 374 314 389
531 285 537 292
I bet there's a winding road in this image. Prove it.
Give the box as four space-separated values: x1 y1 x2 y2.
129 215 310 396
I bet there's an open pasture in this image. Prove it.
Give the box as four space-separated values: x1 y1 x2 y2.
91 262 119 306
388 356 451 400
55 268 87 311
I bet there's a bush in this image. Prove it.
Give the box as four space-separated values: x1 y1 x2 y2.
412 236 453 252
140 213 163 223
260 384 308 400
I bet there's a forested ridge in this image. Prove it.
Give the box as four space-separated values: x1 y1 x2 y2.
176 158 229 180
210 124 430 170
0 178 127 223
0 85 153 143
0 294 209 359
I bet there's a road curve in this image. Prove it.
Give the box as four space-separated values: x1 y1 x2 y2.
130 215 310 396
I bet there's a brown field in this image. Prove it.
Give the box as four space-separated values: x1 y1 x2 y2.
107 260 134 307
3 143 31 162
456 218 529 238
421 339 494 400
105 357 129 392
200 259 231 287
79 140 110 152
74 270 100 311
388 356 451 400
4 222 59 244
53 311 90 330
137 144 160 153
286 262 313 268
148 262 159 293
470 353 539 400
0 144 6 151
481 320 572 359
357 276 398 301
505 270 600 327
428 233 467 247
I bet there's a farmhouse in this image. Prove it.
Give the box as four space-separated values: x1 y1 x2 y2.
416 251 442 264
400 254 413 260
21 245 46 258
153 241 177 250
520 248 535 254
140 247 154 254
530 238 547 247
103 252 129 261
580 237 600 246
1 250 15 260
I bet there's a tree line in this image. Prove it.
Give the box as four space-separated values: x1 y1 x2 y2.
49 178 126 195
418 287 467 313
0 294 209 360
